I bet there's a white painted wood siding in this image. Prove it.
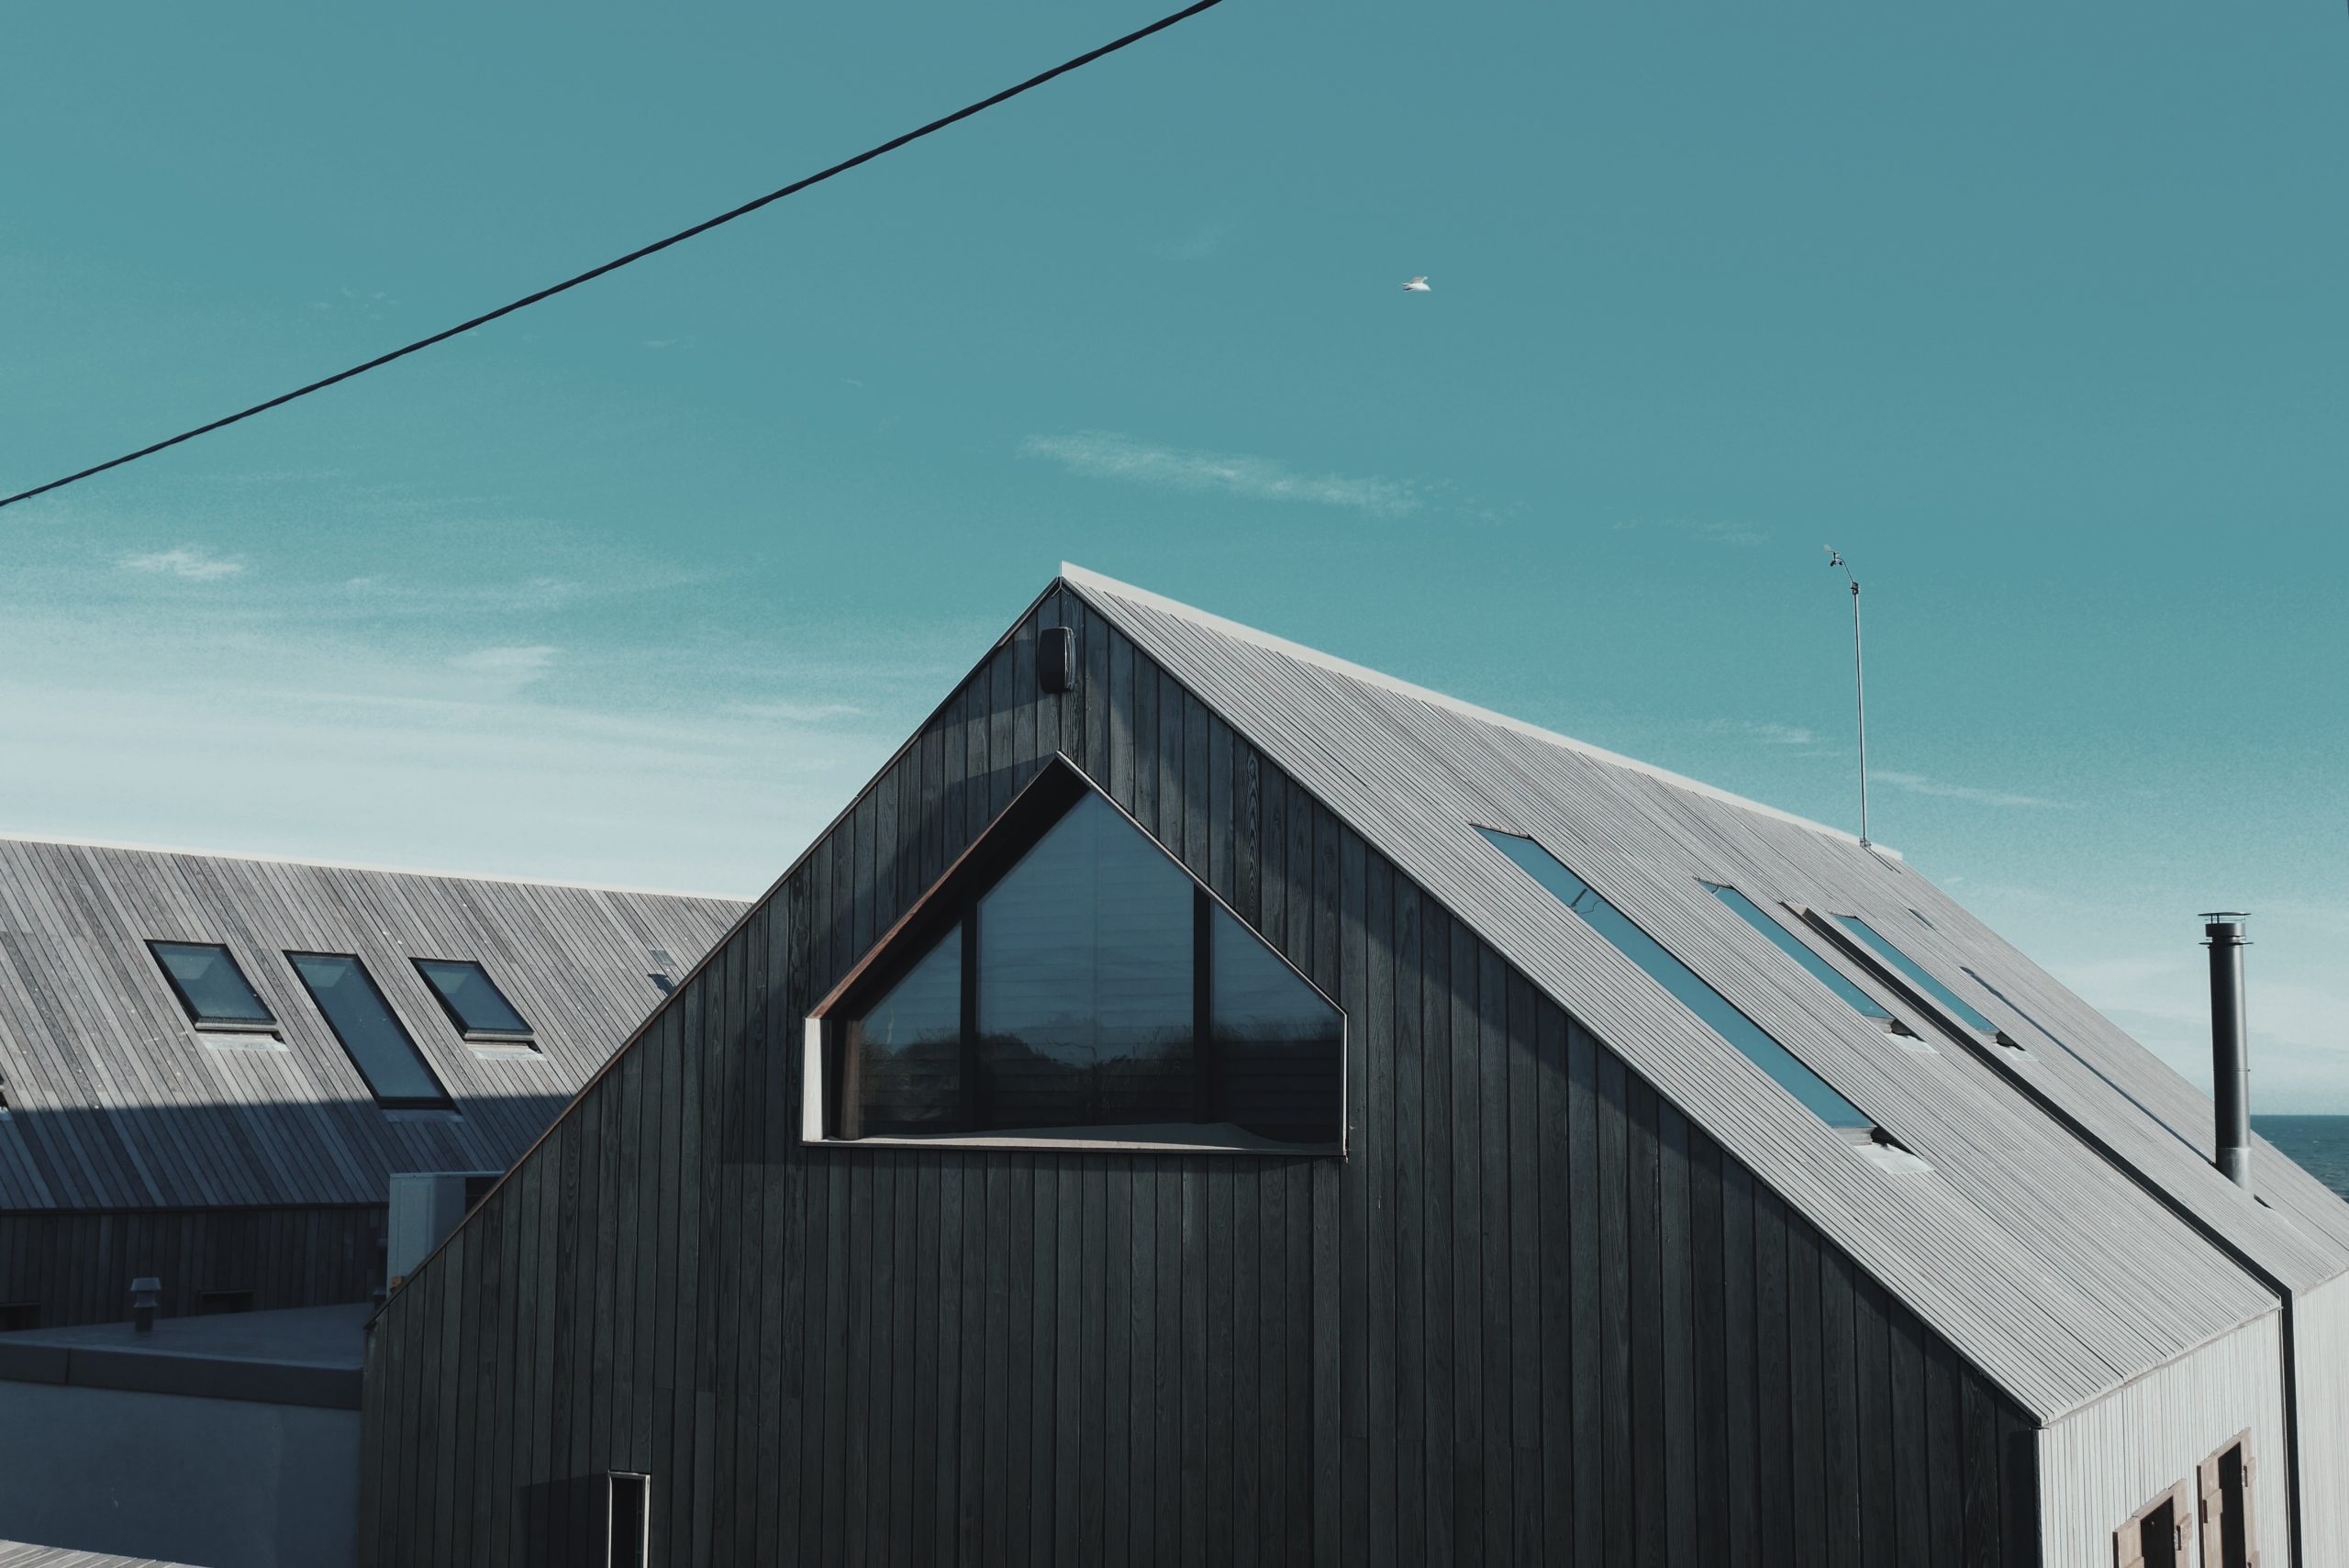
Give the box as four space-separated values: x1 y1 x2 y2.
2038 1311 2288 1568
2291 1272 2349 1565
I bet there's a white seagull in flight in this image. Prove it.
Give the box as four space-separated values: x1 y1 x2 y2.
1402 275 1431 293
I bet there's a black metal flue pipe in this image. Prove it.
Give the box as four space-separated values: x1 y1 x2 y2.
2203 912 2252 1188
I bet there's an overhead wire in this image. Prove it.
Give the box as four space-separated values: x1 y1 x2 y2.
0 0 1228 511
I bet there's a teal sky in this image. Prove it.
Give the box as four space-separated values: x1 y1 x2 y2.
3 4 2343 1103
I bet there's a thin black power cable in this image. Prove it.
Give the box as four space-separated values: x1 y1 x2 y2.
0 0 1227 512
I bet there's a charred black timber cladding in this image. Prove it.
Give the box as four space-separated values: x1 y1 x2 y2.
358 584 2038 1567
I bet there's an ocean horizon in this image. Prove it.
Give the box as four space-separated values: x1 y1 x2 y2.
2254 1114 2349 1200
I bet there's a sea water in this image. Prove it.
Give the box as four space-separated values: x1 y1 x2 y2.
2254 1116 2349 1202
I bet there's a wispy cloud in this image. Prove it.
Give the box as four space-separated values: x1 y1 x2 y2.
1152 221 1229 261
447 645 557 685
307 287 399 318
119 546 244 582
1021 430 1419 517
1613 519 1773 548
343 573 581 616
727 700 867 725
1718 719 1820 747
1874 770 2067 809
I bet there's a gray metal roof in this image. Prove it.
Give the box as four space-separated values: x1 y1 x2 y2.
1063 564 2349 1420
0 837 743 1211
0 1544 195 1568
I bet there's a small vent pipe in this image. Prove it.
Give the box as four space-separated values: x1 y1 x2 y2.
2202 912 2252 1188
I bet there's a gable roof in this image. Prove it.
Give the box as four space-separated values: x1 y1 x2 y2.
1063 564 2349 1420
0 837 744 1211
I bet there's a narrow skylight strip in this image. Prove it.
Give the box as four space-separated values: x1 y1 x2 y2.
1833 916 1998 1033
1477 828 1873 1130
1702 884 1893 1023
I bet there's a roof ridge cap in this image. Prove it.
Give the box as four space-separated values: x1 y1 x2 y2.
1059 562 1898 859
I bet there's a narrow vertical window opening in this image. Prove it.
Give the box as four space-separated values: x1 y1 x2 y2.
607 1473 650 1568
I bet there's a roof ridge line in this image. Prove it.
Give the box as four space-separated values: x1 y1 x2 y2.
1059 562 1898 859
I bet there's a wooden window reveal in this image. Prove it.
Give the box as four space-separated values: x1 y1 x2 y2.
2116 1480 2195 1568
2199 1430 2259 1568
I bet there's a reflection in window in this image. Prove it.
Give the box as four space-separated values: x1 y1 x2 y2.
834 792 1341 1148
414 959 533 1039
847 929 963 1137
1833 917 1998 1033
1212 904 1344 1143
979 795 1196 1133
149 941 276 1029
287 952 451 1108
1702 884 1893 1023
1479 829 1873 1131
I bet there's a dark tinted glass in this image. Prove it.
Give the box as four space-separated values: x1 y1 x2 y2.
150 941 274 1027
1834 917 1998 1032
977 794 1196 1133
1211 904 1341 1143
609 1474 649 1568
837 789 1344 1149
415 959 532 1035
1703 884 1893 1022
1480 829 1872 1130
845 927 963 1136
288 953 451 1107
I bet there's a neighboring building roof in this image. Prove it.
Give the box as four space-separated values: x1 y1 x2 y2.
0 838 745 1211
1061 564 2349 1420
0 1302 366 1411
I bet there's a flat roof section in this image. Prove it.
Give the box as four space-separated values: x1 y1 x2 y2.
0 1302 366 1411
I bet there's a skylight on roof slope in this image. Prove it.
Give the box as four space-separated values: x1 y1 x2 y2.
1477 828 1874 1132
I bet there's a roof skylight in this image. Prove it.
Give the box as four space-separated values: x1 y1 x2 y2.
414 959 534 1041
288 952 451 1109
1477 828 1874 1131
148 940 277 1030
1831 917 1998 1034
1703 884 1895 1024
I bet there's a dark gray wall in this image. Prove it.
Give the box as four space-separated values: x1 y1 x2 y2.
1 1205 381 1328
360 584 2042 1567
0 1380 358 1566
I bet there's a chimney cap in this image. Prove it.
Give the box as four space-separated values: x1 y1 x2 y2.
2199 911 2251 921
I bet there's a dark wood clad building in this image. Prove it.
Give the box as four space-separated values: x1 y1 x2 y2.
0 840 741 1328
359 567 2349 1566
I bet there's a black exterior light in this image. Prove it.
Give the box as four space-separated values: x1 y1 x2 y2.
1038 626 1075 694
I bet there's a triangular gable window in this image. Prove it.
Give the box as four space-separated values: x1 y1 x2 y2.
810 761 1342 1151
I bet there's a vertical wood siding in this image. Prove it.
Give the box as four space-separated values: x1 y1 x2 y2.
360 588 2040 1566
0 1204 380 1326
2035 1311 2288 1568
